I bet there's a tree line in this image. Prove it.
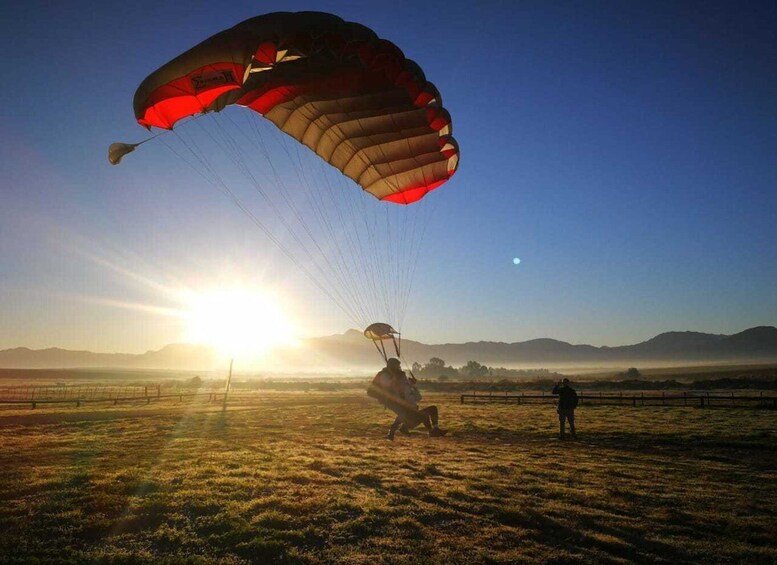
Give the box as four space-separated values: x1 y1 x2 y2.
409 357 562 381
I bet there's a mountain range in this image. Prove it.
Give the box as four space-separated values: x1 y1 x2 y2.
1 326 775 371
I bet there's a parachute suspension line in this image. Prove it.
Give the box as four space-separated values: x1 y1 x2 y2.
359 189 389 319
350 113 404 327
370 335 402 366
396 199 419 331
165 128 364 327
373 339 388 364
300 149 377 326
260 114 382 330
384 204 397 324
154 109 437 336
396 203 414 330
108 114 209 165
398 194 441 331
218 114 345 292
338 173 388 325
323 153 384 326
202 114 369 326
227 111 374 327
395 200 418 331
284 132 378 327
207 115 326 272
355 182 393 324
393 204 407 329
368 109 422 331
340 179 384 325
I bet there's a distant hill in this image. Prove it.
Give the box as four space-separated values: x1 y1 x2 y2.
1 326 775 370
0 344 218 370
287 326 777 369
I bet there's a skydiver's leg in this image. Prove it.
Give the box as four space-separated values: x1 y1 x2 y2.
401 406 436 432
387 415 403 440
558 411 566 439
568 411 577 438
419 413 433 432
420 406 439 427
419 406 446 437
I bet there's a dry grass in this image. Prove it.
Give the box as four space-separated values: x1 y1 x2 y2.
0 392 775 564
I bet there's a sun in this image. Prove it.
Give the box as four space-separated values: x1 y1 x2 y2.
181 287 296 359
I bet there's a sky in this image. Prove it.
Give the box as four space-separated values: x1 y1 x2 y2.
1 0 776 354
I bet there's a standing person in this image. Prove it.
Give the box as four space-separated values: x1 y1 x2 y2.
551 378 578 439
369 358 447 440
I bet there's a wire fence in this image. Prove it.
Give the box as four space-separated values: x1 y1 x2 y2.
460 390 777 408
2 385 776 410
0 384 229 409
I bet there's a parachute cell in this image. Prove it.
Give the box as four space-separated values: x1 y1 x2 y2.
132 11 459 204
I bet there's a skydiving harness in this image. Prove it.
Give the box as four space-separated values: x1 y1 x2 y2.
364 323 422 407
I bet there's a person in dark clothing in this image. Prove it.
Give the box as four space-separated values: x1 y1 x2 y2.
370 358 447 440
551 378 578 439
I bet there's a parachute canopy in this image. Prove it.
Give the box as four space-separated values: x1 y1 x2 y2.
132 11 459 205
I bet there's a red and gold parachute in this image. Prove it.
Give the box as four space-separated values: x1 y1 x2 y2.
130 11 458 205
112 12 459 359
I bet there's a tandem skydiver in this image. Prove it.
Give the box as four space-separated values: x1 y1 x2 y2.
369 358 447 440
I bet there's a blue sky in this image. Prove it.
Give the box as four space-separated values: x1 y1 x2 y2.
1 0 775 353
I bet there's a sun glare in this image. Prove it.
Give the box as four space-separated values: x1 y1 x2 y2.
182 287 296 359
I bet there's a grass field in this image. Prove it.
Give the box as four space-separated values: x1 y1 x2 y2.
1 392 775 564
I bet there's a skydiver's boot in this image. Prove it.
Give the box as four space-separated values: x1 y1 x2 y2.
387 418 402 441
429 426 447 437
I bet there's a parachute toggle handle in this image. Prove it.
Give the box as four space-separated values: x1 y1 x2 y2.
363 322 401 364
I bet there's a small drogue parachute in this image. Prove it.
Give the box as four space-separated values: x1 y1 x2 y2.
112 12 459 352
